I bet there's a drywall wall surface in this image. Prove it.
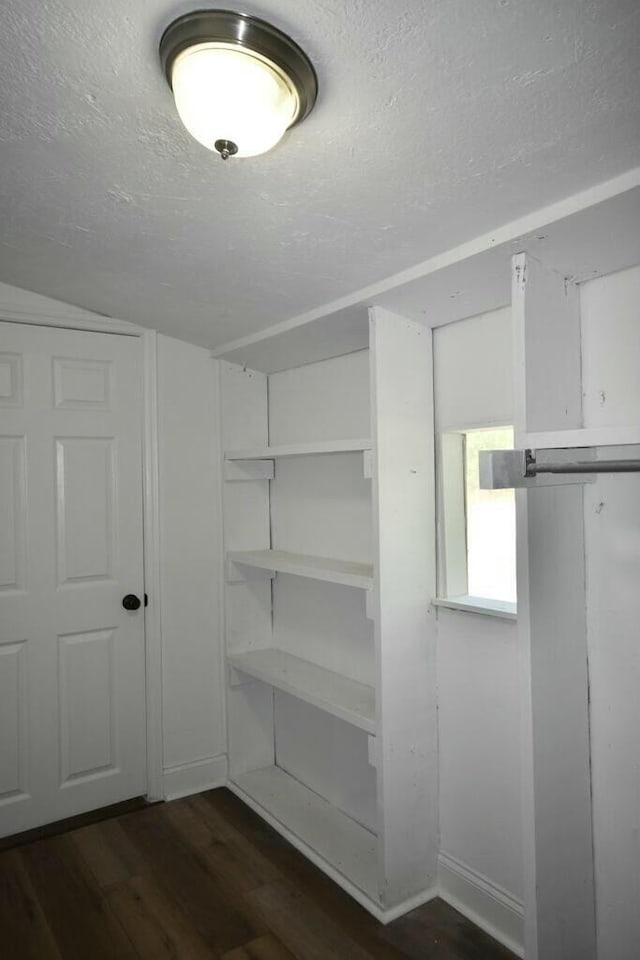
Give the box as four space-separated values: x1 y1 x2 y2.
437 610 522 897
267 349 370 444
581 266 640 428
157 336 225 781
433 307 523 941
274 692 377 833
434 306 513 431
0 280 105 320
580 265 640 960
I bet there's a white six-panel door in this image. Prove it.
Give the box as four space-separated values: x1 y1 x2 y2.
0 322 147 836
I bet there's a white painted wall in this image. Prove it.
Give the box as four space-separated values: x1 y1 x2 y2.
0 280 102 321
433 307 524 950
157 337 226 797
580 265 640 960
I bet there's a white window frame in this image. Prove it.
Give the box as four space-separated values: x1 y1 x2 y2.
434 422 517 620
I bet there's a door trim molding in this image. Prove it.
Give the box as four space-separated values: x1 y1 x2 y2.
0 306 142 337
141 329 164 800
0 304 164 802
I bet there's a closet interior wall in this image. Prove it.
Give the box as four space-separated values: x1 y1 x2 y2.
580 265 640 960
433 306 524 952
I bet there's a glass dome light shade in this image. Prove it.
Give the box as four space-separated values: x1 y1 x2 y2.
171 43 300 157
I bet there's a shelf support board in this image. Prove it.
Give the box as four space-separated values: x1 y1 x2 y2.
226 558 276 583
225 459 274 481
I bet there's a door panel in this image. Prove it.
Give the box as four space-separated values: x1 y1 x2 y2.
0 641 27 802
53 357 112 409
55 437 116 585
0 322 146 837
0 352 23 406
58 628 117 784
0 436 26 591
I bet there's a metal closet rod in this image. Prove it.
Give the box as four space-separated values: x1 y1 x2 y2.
525 452 640 476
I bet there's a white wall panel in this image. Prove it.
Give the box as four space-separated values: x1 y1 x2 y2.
268 349 370 444
272 577 374 685
157 335 225 776
433 305 523 943
437 611 522 897
434 307 512 430
275 693 377 832
581 265 640 960
270 454 372 564
581 266 640 430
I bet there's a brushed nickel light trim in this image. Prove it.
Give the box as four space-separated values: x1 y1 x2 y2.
160 9 318 158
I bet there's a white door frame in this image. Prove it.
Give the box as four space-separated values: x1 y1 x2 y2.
0 300 164 802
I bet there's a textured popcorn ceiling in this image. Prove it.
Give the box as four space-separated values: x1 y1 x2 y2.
0 0 639 347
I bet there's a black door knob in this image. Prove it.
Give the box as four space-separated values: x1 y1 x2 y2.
122 593 141 611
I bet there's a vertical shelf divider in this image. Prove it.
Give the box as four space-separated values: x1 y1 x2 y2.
513 253 596 960
369 306 439 908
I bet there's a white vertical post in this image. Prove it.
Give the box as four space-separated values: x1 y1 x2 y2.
369 306 438 908
513 253 596 959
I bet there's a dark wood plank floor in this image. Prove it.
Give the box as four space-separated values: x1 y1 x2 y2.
0 788 516 960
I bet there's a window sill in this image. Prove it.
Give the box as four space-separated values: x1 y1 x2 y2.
432 595 517 621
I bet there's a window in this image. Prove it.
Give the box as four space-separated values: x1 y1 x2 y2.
438 425 517 613
464 427 516 603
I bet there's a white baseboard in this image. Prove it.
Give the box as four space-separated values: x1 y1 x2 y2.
380 885 439 924
163 755 228 801
438 852 524 957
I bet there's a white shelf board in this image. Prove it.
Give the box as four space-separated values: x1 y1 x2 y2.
227 549 374 589
228 648 375 734
225 438 372 460
523 426 640 449
230 765 379 902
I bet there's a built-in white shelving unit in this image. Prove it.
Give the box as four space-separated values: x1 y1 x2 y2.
228 549 374 589
219 309 437 923
214 173 640 950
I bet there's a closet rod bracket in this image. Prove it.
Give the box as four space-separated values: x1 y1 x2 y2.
481 447 640 490
479 448 595 490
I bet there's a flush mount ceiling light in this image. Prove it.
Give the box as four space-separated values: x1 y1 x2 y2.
160 9 317 159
